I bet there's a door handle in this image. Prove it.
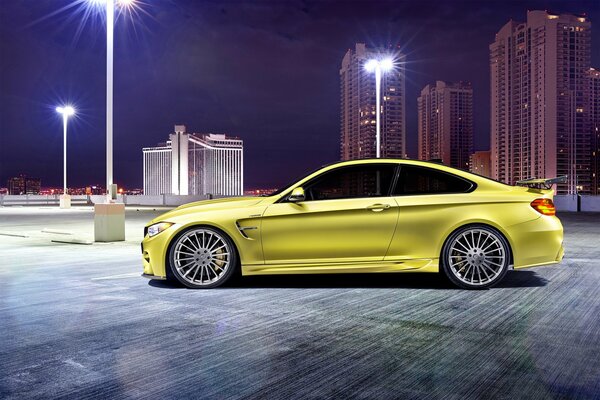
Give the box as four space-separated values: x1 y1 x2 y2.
366 203 390 211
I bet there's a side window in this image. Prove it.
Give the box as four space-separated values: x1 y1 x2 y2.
304 164 396 201
394 165 473 195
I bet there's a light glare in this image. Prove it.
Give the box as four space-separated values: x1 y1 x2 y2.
365 59 378 72
380 58 394 71
56 105 76 116
86 0 136 8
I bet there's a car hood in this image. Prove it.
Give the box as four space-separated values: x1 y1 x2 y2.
148 196 266 224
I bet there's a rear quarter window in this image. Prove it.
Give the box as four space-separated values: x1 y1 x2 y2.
394 165 474 195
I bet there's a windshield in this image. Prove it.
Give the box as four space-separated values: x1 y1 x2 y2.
263 165 327 196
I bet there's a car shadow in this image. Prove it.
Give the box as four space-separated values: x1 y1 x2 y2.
148 270 547 290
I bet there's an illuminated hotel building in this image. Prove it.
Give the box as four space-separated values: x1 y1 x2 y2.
590 68 600 195
143 125 243 196
340 43 406 160
418 81 473 170
490 10 592 194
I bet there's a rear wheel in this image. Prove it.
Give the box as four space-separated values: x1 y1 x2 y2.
441 225 510 289
168 226 237 289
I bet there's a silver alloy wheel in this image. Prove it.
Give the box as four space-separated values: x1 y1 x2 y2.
447 228 506 286
172 228 231 286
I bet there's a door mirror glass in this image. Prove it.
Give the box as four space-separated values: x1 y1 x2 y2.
288 187 305 203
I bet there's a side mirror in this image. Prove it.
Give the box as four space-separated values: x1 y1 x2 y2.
288 187 305 203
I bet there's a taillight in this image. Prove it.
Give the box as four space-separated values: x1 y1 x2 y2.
531 198 556 216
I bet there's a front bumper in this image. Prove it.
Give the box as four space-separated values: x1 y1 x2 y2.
141 273 166 280
141 231 172 279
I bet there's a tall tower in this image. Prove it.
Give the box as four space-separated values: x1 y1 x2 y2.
590 68 600 195
490 11 592 194
418 81 473 170
340 43 406 160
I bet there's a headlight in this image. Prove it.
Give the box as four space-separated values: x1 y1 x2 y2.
147 222 174 237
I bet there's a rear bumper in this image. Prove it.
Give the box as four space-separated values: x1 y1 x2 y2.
509 215 564 269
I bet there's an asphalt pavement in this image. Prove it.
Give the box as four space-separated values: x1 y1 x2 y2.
0 207 599 399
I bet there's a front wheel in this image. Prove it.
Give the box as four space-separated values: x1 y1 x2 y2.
441 225 510 289
168 226 238 289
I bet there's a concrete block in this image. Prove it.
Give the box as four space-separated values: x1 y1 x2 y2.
59 194 71 209
94 203 125 242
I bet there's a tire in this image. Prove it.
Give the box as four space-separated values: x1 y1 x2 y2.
441 224 510 289
167 226 238 289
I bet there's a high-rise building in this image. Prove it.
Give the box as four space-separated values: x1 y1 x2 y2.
490 10 592 194
7 175 41 195
340 43 406 160
418 81 473 170
143 125 243 196
590 68 600 195
470 151 492 178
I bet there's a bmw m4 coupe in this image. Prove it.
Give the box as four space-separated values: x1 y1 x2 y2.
141 159 564 289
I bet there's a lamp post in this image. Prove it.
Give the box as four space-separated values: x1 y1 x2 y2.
106 0 115 202
56 105 75 209
89 0 135 242
364 58 394 158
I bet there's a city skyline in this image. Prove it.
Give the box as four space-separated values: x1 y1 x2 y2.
1 1 599 190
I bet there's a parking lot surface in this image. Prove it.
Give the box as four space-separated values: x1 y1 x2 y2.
1 207 599 399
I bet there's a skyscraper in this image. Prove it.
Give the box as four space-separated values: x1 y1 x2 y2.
590 67 600 195
340 43 406 160
417 81 473 170
490 10 592 194
7 175 41 195
470 151 492 178
143 125 243 196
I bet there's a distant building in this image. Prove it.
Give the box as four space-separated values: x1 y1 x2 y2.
418 81 473 170
7 175 41 195
590 68 600 195
490 10 592 194
143 125 243 196
244 188 277 197
340 43 406 160
470 151 492 178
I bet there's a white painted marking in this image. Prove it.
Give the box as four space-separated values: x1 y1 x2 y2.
41 228 73 235
91 272 140 281
0 232 28 238
51 238 93 245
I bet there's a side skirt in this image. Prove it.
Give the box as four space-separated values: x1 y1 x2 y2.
242 259 439 276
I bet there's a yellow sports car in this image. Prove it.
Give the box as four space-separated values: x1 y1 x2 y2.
141 159 564 289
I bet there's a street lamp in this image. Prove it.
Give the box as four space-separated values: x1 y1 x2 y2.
365 57 394 158
86 0 136 201
56 105 75 209
87 0 136 242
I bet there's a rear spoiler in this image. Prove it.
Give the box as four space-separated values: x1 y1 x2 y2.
516 175 567 190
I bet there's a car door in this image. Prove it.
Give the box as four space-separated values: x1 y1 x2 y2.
386 164 476 262
261 163 399 265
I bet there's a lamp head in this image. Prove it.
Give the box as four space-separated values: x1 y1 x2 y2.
56 105 75 116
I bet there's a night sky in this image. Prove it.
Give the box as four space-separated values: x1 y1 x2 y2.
1 0 599 190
